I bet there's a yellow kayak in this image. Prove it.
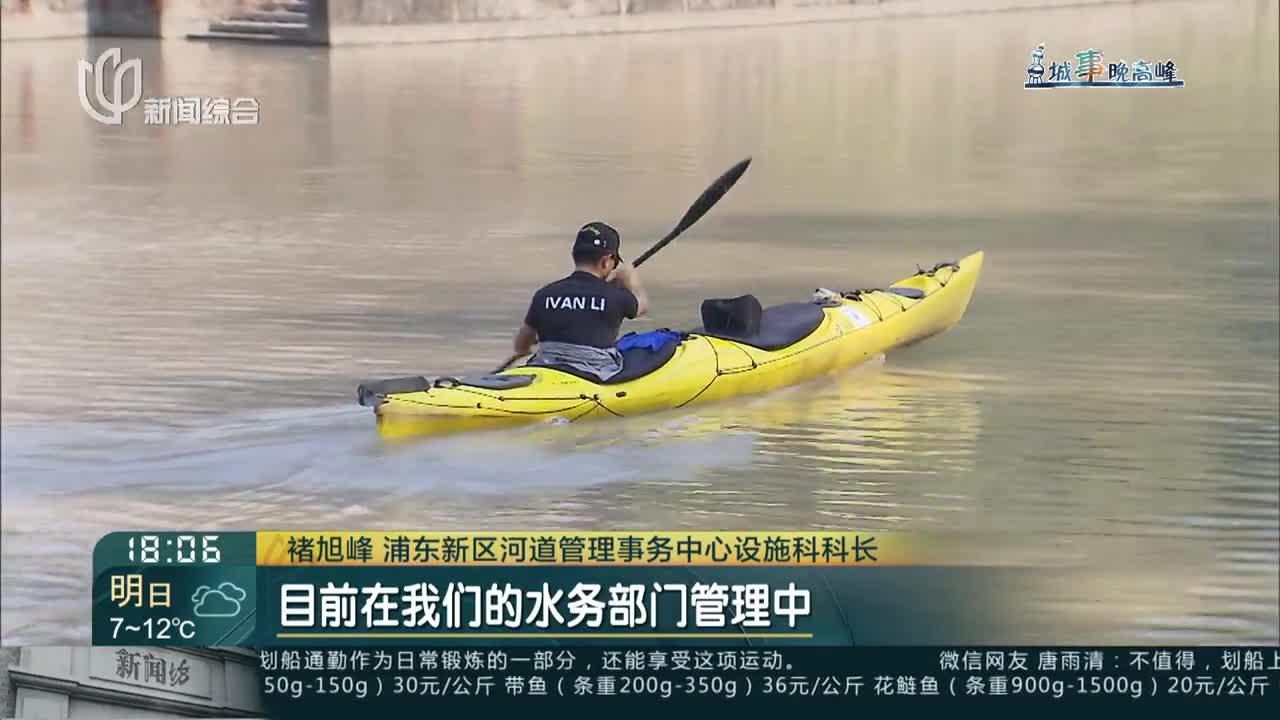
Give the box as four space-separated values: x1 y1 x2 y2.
360 251 984 441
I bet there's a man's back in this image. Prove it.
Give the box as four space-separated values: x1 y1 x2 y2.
525 270 639 349
511 221 649 382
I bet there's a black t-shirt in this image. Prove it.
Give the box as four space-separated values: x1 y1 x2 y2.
524 271 639 348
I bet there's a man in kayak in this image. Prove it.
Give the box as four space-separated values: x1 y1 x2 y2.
513 222 650 381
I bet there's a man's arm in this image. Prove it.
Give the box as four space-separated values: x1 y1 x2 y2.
516 296 540 354
514 322 538 355
611 262 649 318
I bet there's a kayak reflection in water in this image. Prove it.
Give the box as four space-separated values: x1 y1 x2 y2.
513 222 651 382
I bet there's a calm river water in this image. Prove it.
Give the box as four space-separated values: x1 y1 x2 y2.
2 0 1277 644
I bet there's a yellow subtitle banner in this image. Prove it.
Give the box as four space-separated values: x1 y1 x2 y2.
257 531 921 567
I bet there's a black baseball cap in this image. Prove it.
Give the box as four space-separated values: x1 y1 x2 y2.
573 221 622 258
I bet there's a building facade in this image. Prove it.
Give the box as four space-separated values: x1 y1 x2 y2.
3 647 262 719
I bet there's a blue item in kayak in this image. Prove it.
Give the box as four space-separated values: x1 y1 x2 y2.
616 329 685 353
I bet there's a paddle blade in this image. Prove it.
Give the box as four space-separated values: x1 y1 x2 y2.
672 156 752 239
633 156 752 267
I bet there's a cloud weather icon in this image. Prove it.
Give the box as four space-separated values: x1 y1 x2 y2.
191 582 247 618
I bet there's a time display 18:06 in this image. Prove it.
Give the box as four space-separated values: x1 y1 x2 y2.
127 534 221 564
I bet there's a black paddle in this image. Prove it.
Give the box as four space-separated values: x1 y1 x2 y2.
492 157 753 374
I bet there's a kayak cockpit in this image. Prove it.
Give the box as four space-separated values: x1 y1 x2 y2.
531 338 681 384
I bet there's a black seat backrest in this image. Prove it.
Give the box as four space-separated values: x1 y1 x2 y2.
694 301 827 351
700 295 763 337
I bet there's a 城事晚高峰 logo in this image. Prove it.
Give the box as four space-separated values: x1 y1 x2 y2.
1024 43 1185 89
77 48 261 126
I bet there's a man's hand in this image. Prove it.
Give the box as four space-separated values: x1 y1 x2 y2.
609 261 649 317
607 261 635 285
